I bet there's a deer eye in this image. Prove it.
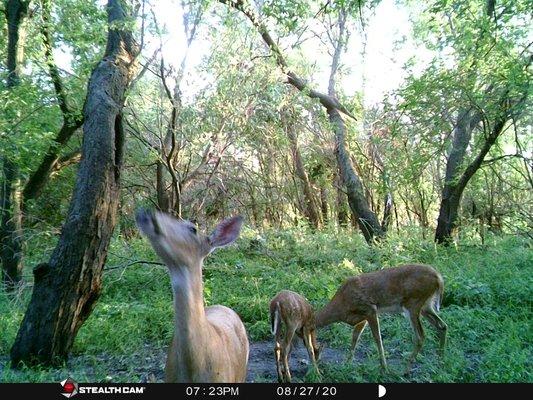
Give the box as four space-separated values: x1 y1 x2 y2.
188 225 197 235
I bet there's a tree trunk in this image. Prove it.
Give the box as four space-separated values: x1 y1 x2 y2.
319 186 328 225
435 191 463 243
218 0 381 242
1 0 29 289
10 0 138 366
434 3 531 243
369 128 394 233
156 161 171 212
0 161 23 289
154 7 203 218
328 109 383 243
381 193 393 232
435 110 474 243
435 94 528 243
4 0 27 87
335 173 348 227
325 9 383 243
285 119 321 229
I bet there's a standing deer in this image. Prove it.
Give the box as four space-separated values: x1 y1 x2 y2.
315 264 447 371
269 290 321 382
136 210 249 382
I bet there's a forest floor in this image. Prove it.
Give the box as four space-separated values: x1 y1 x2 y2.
0 340 349 383
1 338 426 383
1 228 531 382
246 340 347 383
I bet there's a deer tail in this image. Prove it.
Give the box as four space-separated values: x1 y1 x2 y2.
435 275 444 312
270 303 281 336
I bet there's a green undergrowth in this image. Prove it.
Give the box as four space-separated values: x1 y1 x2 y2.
0 227 531 382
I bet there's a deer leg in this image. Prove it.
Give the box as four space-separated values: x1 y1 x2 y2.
310 329 321 361
282 327 296 383
422 309 447 355
303 328 321 377
407 309 425 365
367 314 387 371
274 340 284 383
348 320 367 362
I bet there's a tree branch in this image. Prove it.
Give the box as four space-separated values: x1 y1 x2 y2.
218 0 356 120
51 150 81 173
41 0 72 118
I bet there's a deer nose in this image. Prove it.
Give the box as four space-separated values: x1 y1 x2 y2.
136 208 162 235
136 208 153 226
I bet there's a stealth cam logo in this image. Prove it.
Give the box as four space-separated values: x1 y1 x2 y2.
60 377 79 398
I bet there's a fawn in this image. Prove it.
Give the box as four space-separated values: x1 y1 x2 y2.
270 290 321 382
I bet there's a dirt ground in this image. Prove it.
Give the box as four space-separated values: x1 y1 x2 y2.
247 340 346 382
0 340 348 383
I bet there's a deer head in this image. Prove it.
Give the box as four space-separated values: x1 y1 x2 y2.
136 209 243 269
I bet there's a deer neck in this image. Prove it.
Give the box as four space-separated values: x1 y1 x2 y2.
315 298 343 328
168 260 211 379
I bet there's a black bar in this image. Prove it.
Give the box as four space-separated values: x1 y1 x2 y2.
0 383 529 399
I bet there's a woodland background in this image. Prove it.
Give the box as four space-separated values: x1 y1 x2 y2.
0 0 531 382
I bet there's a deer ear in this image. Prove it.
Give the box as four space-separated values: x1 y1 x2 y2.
208 216 243 250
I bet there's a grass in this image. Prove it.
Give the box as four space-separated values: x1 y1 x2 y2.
0 226 531 383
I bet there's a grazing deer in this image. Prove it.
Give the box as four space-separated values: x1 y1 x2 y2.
136 210 249 382
315 264 446 371
270 290 321 382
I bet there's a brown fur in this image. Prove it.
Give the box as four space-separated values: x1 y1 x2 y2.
269 290 320 382
316 264 447 370
137 210 249 382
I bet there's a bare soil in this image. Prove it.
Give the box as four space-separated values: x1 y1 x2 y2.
0 340 348 383
247 340 346 382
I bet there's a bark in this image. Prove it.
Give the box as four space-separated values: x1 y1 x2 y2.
435 90 529 243
335 173 348 227
285 119 321 229
156 161 171 212
219 0 382 242
4 0 28 87
435 109 475 243
381 193 393 232
1 0 29 289
319 186 328 224
0 161 23 288
434 4 531 243
10 0 139 366
329 109 383 242
326 8 383 242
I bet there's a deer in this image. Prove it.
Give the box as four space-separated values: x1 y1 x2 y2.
136 209 249 382
315 264 447 371
269 290 321 382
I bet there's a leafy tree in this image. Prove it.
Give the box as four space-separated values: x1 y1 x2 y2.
11 0 139 366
